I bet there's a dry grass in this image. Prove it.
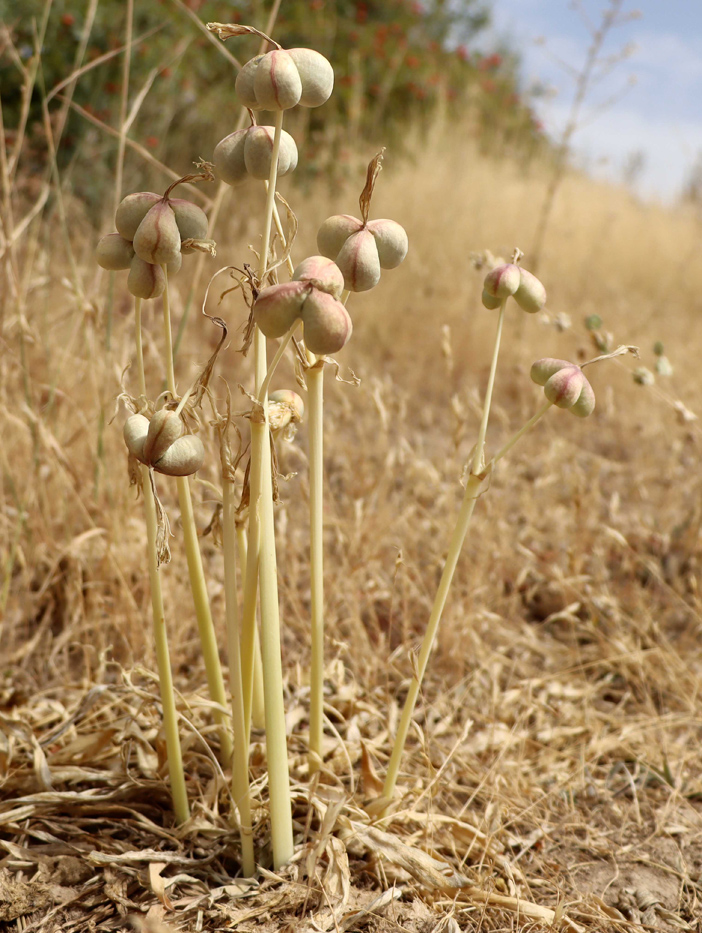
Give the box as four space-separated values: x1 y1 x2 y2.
2 112 702 931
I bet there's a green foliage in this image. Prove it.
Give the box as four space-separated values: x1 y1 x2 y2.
2 0 546 208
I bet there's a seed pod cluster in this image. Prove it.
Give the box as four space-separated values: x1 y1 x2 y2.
253 255 352 355
316 214 408 292
236 48 334 111
482 263 547 313
97 191 209 299
213 125 298 187
123 410 206 476
530 358 595 418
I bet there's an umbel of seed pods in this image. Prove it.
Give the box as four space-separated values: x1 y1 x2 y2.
481 260 547 313
123 410 206 476
531 359 596 417
95 186 209 298
254 256 352 355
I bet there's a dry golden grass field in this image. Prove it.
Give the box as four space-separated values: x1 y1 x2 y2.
3 47 702 932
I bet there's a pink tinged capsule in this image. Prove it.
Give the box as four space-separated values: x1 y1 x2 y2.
301 290 353 355
366 219 409 269
254 281 307 338
335 228 381 292
483 263 521 299
316 214 365 260
292 256 344 298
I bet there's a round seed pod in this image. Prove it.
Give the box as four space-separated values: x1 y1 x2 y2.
143 410 182 465
254 281 307 338
286 48 334 107
483 263 521 300
335 228 381 292
514 268 547 313
269 388 305 422
530 358 573 387
96 233 134 271
153 435 206 476
292 256 344 298
366 219 408 269
213 129 249 187
243 125 299 180
123 413 150 461
481 289 502 311
253 50 303 111
115 191 161 240
133 200 181 266
317 214 364 260
170 199 208 253
544 367 585 409
235 55 265 109
127 256 165 299
167 252 182 277
570 378 596 417
301 290 352 355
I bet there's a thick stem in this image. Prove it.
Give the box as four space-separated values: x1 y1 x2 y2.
307 363 325 772
223 480 255 877
237 523 265 730
382 301 507 805
134 298 188 822
161 268 233 767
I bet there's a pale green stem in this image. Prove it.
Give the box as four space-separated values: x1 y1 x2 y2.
488 400 553 469
223 479 255 877
307 362 325 773
248 109 293 868
134 297 188 823
258 322 298 402
161 267 234 767
237 524 265 730
382 301 507 805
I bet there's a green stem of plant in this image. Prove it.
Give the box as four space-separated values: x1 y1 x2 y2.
223 479 255 877
307 361 325 773
134 296 189 823
488 400 553 469
251 108 294 868
161 267 233 767
382 300 507 806
237 523 266 731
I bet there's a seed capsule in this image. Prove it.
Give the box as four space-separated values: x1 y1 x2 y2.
127 257 165 299
366 219 409 269
123 413 150 461
530 358 572 386
253 50 303 111
531 358 595 417
143 410 182 464
335 228 381 292
254 281 307 338
317 214 364 260
514 268 547 313
243 125 299 180
133 200 181 266
170 199 208 253
213 129 249 186
301 290 352 355
481 289 502 310
269 389 305 423
235 55 265 109
483 263 521 300
286 48 334 107
115 191 161 240
96 233 134 271
152 435 205 476
292 256 344 298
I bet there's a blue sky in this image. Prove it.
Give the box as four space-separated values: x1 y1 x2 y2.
484 0 702 201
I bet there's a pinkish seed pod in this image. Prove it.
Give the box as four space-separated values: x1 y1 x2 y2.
544 367 585 409
269 388 305 422
127 256 165 299
96 233 134 271
530 358 573 387
243 125 299 180
153 435 205 476
366 219 408 269
286 48 334 107
483 263 521 300
292 256 344 298
481 289 502 310
143 410 182 465
133 200 181 266
235 55 265 109
213 129 249 186
254 281 307 338
301 290 353 355
335 228 381 292
253 50 303 111
115 191 161 240
514 268 547 313
170 199 208 253
317 214 364 260
570 378 596 418
167 252 182 277
123 413 149 461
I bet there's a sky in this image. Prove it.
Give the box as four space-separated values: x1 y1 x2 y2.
483 0 702 202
